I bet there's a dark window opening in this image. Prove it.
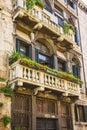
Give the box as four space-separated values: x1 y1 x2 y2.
39 53 50 66
16 39 32 58
58 59 67 72
42 0 54 13
72 59 80 78
35 41 54 68
68 1 76 10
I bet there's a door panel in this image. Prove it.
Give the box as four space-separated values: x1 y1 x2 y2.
11 94 31 130
36 118 57 130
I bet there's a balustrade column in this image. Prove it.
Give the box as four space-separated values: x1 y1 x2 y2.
17 0 24 8
39 72 44 84
16 64 23 78
64 80 68 91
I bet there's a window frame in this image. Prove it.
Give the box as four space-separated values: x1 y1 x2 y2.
16 38 32 58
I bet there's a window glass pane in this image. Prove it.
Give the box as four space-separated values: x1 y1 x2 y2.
58 59 66 71
58 17 64 27
20 44 26 56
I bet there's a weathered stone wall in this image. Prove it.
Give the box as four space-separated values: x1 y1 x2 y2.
0 1 13 129
73 3 87 130
78 7 87 86
0 0 13 79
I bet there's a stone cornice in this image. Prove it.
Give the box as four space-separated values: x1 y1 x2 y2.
78 0 87 12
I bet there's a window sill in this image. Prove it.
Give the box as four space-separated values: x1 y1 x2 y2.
75 122 87 126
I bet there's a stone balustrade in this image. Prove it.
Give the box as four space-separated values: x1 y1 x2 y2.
13 0 75 42
9 61 80 96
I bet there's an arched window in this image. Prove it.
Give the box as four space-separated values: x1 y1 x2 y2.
35 40 55 68
35 41 51 67
72 58 80 78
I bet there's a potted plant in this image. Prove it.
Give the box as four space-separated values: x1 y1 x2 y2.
63 22 75 34
26 0 44 10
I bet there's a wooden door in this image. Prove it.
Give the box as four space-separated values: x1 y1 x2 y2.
11 93 31 130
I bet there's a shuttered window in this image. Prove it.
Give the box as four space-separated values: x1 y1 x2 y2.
74 104 87 122
58 59 67 72
16 39 32 59
72 59 80 78
36 98 57 115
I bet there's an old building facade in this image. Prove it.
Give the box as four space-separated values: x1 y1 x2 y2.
0 0 87 130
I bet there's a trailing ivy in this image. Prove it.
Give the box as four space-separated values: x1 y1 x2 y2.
0 85 13 97
0 115 11 127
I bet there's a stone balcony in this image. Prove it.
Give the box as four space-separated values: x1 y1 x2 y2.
12 0 76 49
9 61 80 97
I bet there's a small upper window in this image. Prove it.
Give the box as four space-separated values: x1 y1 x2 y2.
16 39 32 58
58 59 66 72
72 58 80 77
35 41 51 66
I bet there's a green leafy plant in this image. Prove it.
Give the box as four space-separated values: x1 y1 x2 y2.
0 77 5 82
35 0 44 8
26 0 44 10
26 0 36 10
0 102 3 107
0 115 11 127
63 22 75 34
9 50 22 65
15 127 20 130
0 85 13 97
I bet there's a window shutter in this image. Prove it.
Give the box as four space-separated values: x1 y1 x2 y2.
75 27 80 46
72 65 79 77
72 65 76 76
83 106 87 122
74 104 78 121
63 62 67 72
16 39 20 52
35 48 39 63
26 45 32 59
50 54 55 69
